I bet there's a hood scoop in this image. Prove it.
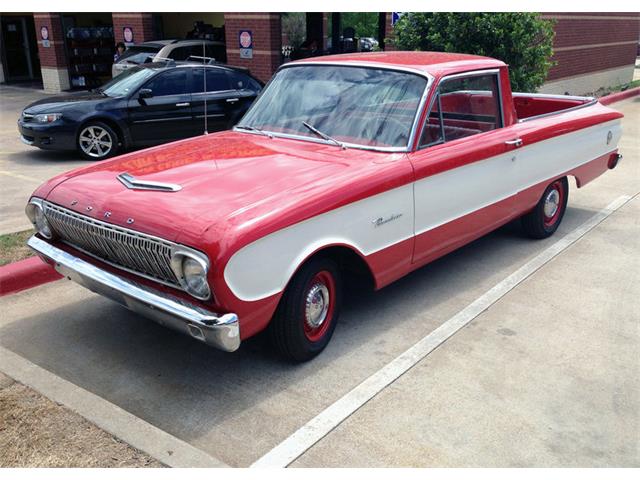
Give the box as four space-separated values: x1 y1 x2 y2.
117 172 182 192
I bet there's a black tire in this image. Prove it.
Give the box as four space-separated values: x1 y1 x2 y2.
77 121 119 161
269 257 342 362
521 177 569 239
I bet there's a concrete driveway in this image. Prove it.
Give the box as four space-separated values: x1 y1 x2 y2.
0 97 638 467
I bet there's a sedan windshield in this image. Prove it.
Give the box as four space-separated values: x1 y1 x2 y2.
239 65 427 148
101 67 158 97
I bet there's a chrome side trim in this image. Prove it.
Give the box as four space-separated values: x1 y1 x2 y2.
27 236 240 352
117 172 182 192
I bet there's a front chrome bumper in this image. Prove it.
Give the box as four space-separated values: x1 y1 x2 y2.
27 236 240 352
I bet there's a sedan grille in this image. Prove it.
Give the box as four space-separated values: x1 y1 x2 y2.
43 201 180 288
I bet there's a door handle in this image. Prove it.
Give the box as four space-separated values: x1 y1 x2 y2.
505 138 523 147
226 98 239 103
175 102 190 107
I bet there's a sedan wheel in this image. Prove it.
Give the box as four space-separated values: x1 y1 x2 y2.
78 123 118 160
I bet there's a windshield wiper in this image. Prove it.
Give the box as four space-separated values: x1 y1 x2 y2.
235 125 272 138
302 121 346 149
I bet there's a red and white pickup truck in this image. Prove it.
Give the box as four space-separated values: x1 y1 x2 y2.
26 52 623 361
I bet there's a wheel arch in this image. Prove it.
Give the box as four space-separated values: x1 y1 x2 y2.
76 115 130 150
289 243 376 291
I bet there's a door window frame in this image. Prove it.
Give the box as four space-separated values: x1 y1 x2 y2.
417 68 505 150
136 67 191 98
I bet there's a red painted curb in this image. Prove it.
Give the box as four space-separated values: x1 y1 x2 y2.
599 86 640 105
0 256 62 297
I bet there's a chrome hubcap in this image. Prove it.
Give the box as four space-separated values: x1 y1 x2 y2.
79 126 112 158
543 189 560 218
304 282 330 329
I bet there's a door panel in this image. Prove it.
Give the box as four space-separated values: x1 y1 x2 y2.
127 69 193 145
410 130 519 264
409 70 517 264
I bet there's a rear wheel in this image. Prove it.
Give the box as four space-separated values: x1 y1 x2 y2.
521 177 569 239
269 258 341 362
77 122 119 160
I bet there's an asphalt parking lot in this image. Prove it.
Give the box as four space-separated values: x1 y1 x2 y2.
0 90 638 467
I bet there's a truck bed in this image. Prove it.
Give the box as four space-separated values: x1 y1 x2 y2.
513 92 597 122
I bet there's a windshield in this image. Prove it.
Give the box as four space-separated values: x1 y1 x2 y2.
239 65 428 148
101 67 158 97
117 51 156 65
119 45 160 62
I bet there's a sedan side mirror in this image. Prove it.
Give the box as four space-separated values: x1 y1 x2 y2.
138 88 154 99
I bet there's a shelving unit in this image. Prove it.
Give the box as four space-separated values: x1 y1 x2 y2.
65 26 114 89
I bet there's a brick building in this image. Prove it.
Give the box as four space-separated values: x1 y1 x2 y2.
1 12 638 95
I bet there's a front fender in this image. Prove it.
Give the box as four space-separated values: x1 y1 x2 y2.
223 182 414 302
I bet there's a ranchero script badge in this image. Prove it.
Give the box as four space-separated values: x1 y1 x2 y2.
372 213 403 227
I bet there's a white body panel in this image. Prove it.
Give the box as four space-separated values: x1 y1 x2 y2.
225 118 621 302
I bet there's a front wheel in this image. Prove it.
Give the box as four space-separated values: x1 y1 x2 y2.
269 258 341 362
77 122 119 160
521 177 569 239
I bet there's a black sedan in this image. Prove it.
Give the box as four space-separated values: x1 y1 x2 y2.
18 62 263 160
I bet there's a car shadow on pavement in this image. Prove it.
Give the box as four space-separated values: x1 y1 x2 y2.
6 149 85 166
0 205 599 462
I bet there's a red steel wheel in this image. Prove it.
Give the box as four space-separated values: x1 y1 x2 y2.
542 179 565 228
269 258 341 362
302 270 336 342
522 177 569 239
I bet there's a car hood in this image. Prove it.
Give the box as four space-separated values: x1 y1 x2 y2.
45 131 409 246
24 91 109 113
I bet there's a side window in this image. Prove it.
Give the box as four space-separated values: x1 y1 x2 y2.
205 44 227 63
191 68 231 93
168 46 198 61
226 71 260 91
143 69 188 96
420 72 502 147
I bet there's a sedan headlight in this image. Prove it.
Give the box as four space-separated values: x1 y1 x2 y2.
170 249 211 300
25 198 55 239
33 113 63 123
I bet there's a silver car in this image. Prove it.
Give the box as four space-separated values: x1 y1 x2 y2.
112 39 226 77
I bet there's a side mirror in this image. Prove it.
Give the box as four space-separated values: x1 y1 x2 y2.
138 88 153 99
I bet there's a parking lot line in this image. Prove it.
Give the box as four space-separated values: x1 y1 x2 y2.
251 194 634 468
0 169 42 183
0 346 230 468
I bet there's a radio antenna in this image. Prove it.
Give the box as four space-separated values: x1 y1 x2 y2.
203 40 208 135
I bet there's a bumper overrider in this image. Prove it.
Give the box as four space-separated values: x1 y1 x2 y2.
27 235 241 352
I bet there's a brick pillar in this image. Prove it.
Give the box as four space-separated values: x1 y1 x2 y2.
33 13 70 93
224 13 282 83
112 13 155 45
384 13 397 51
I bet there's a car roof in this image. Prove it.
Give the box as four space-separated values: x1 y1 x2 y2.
162 39 226 48
137 61 254 77
293 51 506 77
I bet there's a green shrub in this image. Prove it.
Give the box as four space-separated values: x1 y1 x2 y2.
393 13 555 92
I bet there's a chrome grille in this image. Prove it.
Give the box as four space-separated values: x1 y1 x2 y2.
22 112 34 122
43 201 180 287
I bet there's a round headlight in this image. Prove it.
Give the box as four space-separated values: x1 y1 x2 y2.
34 207 53 239
182 257 210 299
26 201 54 239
